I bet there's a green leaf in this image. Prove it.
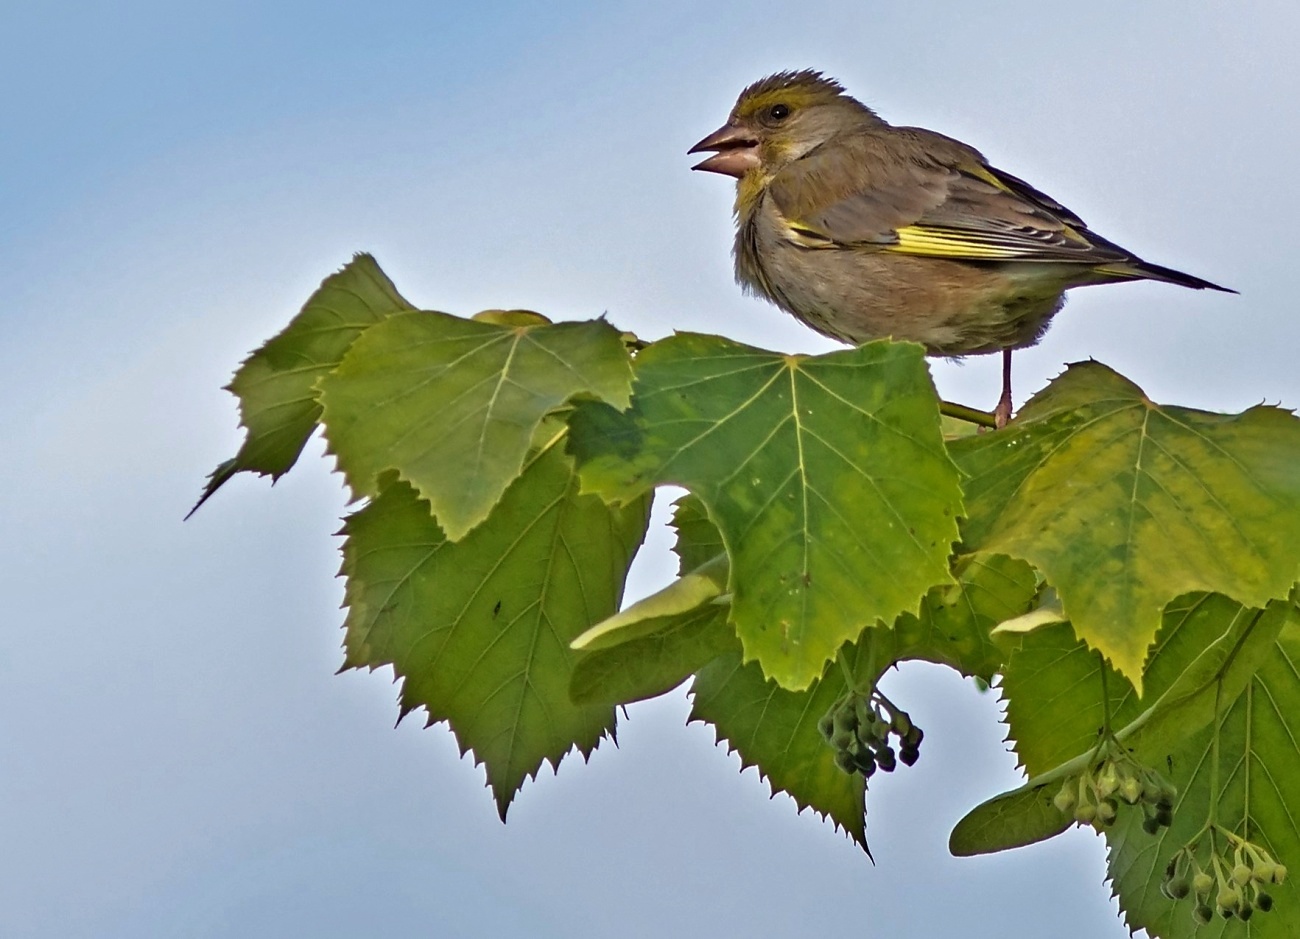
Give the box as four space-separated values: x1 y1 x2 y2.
190 253 413 515
690 648 867 851
669 493 726 574
1122 599 1290 770
1106 611 1300 938
1004 595 1288 779
669 494 870 849
997 621 1133 778
952 361 1300 685
950 595 1288 856
882 553 1037 682
321 311 632 540
338 440 651 818
571 334 963 690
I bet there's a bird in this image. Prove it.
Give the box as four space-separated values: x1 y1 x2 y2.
688 69 1233 427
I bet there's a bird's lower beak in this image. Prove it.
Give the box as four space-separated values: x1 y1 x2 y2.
688 122 760 178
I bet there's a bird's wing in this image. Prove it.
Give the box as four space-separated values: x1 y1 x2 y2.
768 131 1130 265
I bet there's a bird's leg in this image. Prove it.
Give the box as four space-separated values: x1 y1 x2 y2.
993 349 1014 429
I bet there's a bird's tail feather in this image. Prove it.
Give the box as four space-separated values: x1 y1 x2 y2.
1095 261 1236 293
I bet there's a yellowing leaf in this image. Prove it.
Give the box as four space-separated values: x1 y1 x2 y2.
952 361 1300 686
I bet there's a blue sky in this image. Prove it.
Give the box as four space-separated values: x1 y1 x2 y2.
4 3 1298 936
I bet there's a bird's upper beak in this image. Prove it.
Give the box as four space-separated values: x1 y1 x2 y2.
688 122 760 178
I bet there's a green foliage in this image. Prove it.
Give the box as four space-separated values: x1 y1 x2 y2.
950 595 1290 856
571 496 735 707
1107 617 1300 937
198 254 1300 938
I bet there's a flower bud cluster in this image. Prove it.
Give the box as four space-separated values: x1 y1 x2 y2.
818 691 923 779
1162 835 1286 924
1051 752 1176 832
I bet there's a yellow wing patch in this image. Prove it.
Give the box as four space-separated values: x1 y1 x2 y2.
885 226 1025 260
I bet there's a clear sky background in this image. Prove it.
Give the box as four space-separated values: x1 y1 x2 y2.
4 2 1298 937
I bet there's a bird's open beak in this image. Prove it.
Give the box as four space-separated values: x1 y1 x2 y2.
688 123 760 178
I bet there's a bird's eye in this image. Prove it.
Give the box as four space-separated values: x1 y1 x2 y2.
768 103 791 121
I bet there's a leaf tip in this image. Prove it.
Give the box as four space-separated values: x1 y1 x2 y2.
184 458 241 519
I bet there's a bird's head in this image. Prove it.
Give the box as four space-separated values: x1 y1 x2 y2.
689 70 879 178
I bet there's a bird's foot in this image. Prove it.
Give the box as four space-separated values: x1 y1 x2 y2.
993 394 1013 430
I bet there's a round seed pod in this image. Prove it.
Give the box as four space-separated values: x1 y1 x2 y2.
853 750 878 778
817 712 835 741
1217 885 1241 917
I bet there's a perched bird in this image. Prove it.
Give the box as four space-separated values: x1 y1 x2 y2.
689 70 1232 426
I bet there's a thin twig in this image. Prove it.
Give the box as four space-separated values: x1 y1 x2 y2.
940 400 998 429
